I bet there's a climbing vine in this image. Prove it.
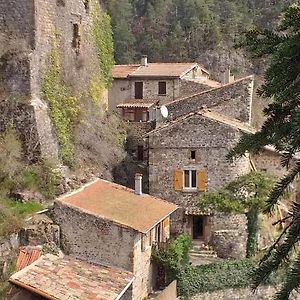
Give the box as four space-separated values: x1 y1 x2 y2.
42 39 79 166
91 0 114 90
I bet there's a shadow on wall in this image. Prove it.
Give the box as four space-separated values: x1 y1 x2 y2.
112 154 149 194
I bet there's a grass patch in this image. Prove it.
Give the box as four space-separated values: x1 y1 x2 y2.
0 200 43 236
4 200 43 216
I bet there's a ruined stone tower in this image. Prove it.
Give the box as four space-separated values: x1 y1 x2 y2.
0 0 105 162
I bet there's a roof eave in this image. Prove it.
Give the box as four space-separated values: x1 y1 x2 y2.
128 75 180 80
143 206 178 234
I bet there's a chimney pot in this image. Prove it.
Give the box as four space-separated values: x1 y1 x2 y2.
141 55 148 67
135 173 143 195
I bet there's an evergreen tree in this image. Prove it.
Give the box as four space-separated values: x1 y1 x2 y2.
107 0 135 64
228 2 300 298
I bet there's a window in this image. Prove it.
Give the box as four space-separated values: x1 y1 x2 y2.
135 82 143 99
83 0 89 12
72 23 81 52
123 109 135 121
184 170 197 189
137 146 144 161
174 169 206 192
158 81 167 95
57 0 65 6
141 111 148 122
191 150 196 160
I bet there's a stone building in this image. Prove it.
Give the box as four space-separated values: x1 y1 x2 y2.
146 109 253 258
109 57 221 163
142 76 256 259
0 0 106 161
108 56 215 113
50 176 177 300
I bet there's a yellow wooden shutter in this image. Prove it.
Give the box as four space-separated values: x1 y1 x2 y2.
197 170 206 192
174 170 183 191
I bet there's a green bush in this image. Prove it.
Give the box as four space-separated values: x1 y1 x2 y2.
152 234 192 283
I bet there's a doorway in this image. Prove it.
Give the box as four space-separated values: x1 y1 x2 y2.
135 82 143 99
192 216 204 240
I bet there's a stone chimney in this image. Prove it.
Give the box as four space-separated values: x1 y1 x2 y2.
223 68 235 84
135 173 143 195
141 55 148 66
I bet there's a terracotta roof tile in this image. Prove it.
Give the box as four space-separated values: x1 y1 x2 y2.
57 179 178 233
10 254 134 300
112 65 140 78
117 99 159 109
112 63 208 79
16 246 42 271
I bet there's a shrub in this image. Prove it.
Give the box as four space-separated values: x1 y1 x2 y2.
177 259 255 298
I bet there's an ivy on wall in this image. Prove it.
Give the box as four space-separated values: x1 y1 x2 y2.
91 0 114 92
42 39 79 166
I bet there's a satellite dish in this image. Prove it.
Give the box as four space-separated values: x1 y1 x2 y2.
160 105 169 118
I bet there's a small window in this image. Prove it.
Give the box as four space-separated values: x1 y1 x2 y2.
83 0 89 12
158 81 167 95
184 170 197 189
57 0 65 6
72 24 81 52
191 150 196 160
137 146 144 161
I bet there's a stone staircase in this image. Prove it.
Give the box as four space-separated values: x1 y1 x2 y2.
189 240 219 266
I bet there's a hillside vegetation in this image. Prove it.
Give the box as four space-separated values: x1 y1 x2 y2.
107 0 294 77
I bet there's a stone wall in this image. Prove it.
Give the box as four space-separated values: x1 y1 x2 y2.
0 234 19 278
191 286 297 300
252 149 290 179
0 0 105 161
166 76 254 124
0 0 35 55
51 201 136 271
179 80 213 97
148 113 249 248
154 281 177 300
126 121 156 155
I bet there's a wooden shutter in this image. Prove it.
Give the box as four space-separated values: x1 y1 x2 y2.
174 170 183 191
197 170 206 192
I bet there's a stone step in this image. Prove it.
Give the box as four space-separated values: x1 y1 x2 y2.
192 245 213 252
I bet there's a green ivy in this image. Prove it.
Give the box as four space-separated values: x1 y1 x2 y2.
42 40 79 165
177 259 255 298
91 0 114 89
89 74 105 106
152 234 192 282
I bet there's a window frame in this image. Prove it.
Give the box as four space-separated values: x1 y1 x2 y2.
158 81 167 96
183 169 197 191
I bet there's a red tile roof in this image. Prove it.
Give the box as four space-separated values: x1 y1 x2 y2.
57 179 178 233
10 254 134 300
112 64 140 78
16 246 42 271
117 99 159 109
113 63 208 79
